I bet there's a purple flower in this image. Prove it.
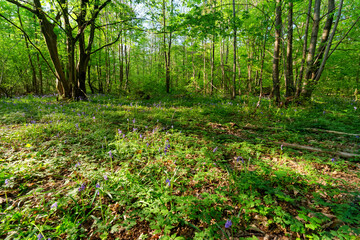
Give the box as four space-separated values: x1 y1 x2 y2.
118 129 122 135
355 107 357 110
5 179 9 185
37 234 43 240
225 219 232 228
140 134 142 138
51 202 58 209
237 156 244 163
166 179 171 186
109 150 113 159
281 144 283 151
75 162 81 168
79 183 86 192
104 175 108 181
213 147 218 153
133 118 136 124
96 183 100 188
331 158 335 163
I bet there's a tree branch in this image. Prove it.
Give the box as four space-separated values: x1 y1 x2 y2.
4 0 36 14
0 13 58 79
90 31 121 55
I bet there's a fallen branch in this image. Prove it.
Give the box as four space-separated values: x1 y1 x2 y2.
277 142 360 159
305 128 359 136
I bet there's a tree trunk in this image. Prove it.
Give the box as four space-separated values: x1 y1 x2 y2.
231 0 237 99
33 0 72 98
37 53 43 95
285 2 295 97
17 7 38 94
314 0 343 82
119 34 124 89
301 0 335 99
296 0 312 98
203 41 207 95
272 0 282 105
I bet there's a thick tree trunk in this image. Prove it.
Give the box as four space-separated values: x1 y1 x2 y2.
272 0 282 105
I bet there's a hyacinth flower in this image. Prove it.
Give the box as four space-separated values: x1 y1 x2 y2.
79 183 86 192
225 219 232 228
96 183 100 195
51 202 58 209
213 147 218 153
166 179 171 187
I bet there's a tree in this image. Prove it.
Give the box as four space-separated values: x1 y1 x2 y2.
272 0 282 105
285 1 294 98
2 0 112 100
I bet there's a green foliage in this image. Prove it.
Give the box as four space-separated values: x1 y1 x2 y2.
0 94 359 239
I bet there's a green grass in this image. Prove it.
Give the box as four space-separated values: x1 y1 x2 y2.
0 94 359 239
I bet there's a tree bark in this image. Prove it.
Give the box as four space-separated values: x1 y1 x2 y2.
17 7 38 94
231 0 237 99
301 0 335 99
301 0 321 99
314 0 343 82
285 2 294 98
296 0 312 98
272 0 282 105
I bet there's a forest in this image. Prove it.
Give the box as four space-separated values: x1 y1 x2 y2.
0 0 359 239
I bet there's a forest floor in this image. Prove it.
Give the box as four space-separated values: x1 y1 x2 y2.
0 94 359 240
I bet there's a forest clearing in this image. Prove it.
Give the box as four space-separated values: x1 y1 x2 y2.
1 94 359 239
0 0 359 239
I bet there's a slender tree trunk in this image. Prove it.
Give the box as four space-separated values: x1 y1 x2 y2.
124 42 131 91
17 7 38 94
314 0 343 82
301 0 335 99
285 2 295 97
231 0 237 99
203 41 207 95
37 53 43 95
210 37 215 95
119 35 124 89
220 38 225 90
272 0 282 105
88 64 94 94
296 0 312 98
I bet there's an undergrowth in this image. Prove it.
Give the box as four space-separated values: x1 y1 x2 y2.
0 94 359 239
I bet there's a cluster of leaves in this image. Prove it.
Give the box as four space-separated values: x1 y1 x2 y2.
0 94 359 239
